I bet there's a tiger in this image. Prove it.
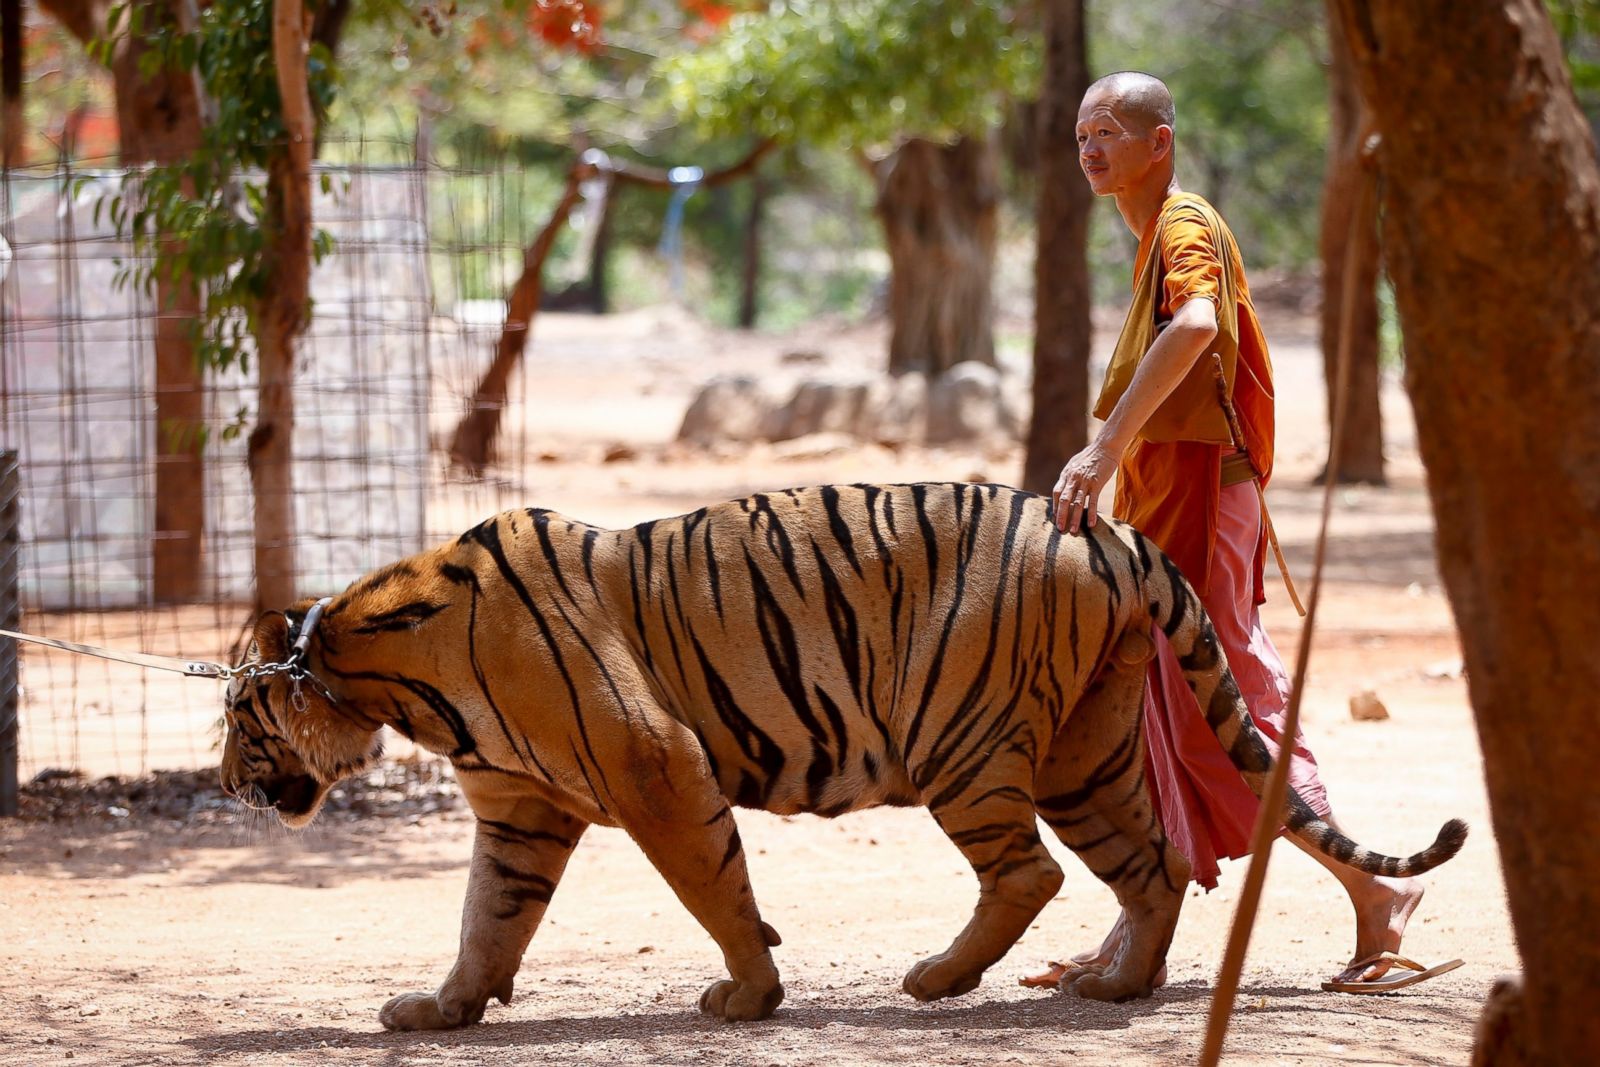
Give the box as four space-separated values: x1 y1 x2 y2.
220 481 1466 1029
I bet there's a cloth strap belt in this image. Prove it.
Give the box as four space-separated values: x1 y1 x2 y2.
1220 450 1256 488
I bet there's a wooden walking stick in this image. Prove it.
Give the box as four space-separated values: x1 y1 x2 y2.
1198 150 1379 1066
1211 354 1306 617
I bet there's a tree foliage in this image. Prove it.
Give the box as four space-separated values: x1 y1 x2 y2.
1547 0 1600 118
328 1 738 149
662 0 1038 148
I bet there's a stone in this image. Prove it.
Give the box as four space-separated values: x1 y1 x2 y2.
765 378 874 441
926 361 1008 444
676 376 776 445
868 372 929 446
1348 689 1391 722
771 432 858 461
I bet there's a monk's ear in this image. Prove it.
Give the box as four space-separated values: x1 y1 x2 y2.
1153 124 1175 161
251 612 292 663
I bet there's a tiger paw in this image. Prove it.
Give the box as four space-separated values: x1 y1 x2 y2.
902 954 983 1002
697 977 784 1021
379 989 491 1031
1062 968 1154 1004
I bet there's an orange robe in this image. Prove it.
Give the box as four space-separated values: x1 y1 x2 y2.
1111 193 1275 600
1105 193 1328 889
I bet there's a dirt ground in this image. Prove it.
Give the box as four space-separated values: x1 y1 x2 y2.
0 307 1515 1065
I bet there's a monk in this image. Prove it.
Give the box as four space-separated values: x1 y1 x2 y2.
1030 71 1458 994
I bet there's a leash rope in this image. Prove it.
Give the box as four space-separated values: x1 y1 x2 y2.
0 596 334 693
1197 152 1380 1065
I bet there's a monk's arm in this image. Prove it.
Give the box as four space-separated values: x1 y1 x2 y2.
1095 296 1218 457
1052 296 1218 533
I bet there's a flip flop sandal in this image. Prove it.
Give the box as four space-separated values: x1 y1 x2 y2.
1321 951 1465 994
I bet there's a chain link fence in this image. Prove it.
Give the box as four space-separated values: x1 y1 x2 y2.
0 142 571 781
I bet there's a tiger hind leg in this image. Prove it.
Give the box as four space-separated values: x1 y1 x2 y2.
1035 656 1189 1002
902 747 1064 1002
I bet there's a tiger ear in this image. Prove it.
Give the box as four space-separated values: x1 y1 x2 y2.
251 611 292 662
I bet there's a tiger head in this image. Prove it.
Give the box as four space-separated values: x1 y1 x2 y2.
219 600 383 828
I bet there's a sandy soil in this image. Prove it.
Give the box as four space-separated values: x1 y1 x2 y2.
0 308 1515 1065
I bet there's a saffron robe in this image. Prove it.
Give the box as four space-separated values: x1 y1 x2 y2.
1097 192 1328 886
1097 192 1275 599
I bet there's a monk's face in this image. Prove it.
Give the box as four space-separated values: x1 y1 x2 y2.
1076 89 1170 197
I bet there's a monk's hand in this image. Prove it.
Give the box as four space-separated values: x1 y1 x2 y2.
1052 444 1116 536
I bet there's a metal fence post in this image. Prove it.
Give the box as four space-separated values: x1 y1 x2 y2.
0 450 18 817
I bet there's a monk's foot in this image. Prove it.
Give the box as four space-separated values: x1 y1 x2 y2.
1335 877 1424 982
1019 961 1073 989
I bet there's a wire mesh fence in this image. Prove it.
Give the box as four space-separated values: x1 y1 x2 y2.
0 139 574 780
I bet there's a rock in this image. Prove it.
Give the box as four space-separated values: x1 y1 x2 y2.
1421 658 1465 680
680 363 1022 449
868 372 928 446
926 361 1009 444
677 376 776 445
1348 689 1391 722
601 443 637 464
766 378 874 441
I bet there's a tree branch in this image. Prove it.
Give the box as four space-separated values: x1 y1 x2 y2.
448 139 777 475
592 138 776 190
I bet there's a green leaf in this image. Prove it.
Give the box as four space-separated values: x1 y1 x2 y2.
661 0 1038 149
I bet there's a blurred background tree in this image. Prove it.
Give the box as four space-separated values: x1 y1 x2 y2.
5 0 1599 501
663 0 1040 375
1548 0 1600 123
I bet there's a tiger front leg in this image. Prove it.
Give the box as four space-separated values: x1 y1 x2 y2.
380 797 587 1031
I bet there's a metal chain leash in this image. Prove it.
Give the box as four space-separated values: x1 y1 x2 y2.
0 596 336 711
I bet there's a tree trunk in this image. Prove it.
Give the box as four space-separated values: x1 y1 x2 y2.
585 173 617 314
1021 0 1092 494
249 0 315 610
449 163 588 475
41 0 209 601
738 174 766 329
117 14 208 602
2 0 21 166
542 171 618 313
874 135 1000 376
1316 6 1386 486
1331 3 1600 1062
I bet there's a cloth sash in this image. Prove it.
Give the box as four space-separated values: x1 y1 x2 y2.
1093 193 1241 444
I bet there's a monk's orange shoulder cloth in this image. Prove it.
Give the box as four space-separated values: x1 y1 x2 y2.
1095 193 1266 600
1093 193 1241 442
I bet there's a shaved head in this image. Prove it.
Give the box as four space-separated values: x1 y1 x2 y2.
1083 71 1175 134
